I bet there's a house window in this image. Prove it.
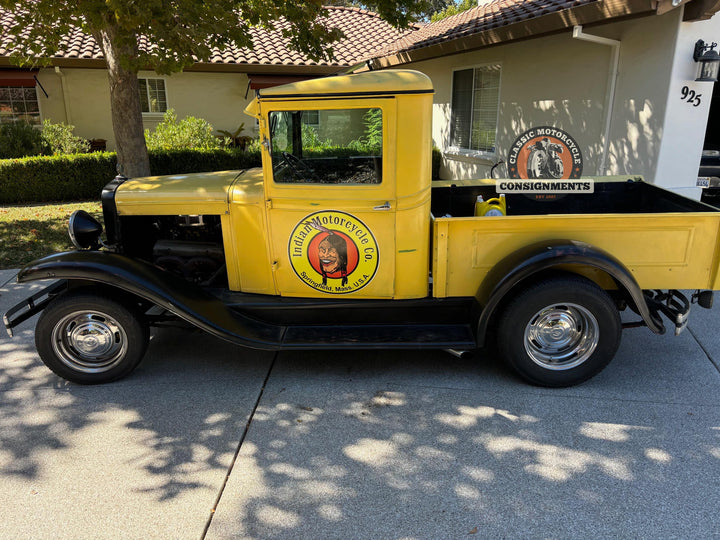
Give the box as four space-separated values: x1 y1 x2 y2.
139 78 167 113
449 64 501 154
0 87 40 125
302 110 319 126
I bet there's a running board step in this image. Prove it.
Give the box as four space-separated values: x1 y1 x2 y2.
281 323 476 349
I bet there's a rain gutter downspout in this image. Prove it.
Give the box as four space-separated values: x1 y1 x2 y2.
572 25 620 175
54 66 72 124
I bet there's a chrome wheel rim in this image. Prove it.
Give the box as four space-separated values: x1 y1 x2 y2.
523 303 599 370
51 310 127 373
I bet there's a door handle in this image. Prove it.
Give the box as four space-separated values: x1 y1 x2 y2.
373 201 391 211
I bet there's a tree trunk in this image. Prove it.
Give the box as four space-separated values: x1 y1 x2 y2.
95 27 151 178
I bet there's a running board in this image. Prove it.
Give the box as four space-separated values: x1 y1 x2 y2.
11 252 478 351
281 323 476 349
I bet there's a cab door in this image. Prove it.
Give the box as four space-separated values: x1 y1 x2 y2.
264 99 397 299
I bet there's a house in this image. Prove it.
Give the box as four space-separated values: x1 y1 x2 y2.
365 0 720 198
0 7 415 150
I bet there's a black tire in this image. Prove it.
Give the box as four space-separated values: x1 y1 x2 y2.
496 274 621 387
35 290 150 384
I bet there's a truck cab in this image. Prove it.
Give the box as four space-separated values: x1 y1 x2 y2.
240 70 433 299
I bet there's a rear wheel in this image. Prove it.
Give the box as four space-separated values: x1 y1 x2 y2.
35 291 149 384
496 275 621 387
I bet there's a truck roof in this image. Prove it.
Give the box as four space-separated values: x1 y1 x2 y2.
244 69 433 117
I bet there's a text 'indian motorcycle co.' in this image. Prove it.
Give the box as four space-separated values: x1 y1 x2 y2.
503 126 591 193
289 211 379 294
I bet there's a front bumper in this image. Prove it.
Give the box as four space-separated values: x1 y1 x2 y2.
3 280 66 337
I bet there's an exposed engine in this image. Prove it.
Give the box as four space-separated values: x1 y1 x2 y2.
151 215 226 285
116 214 227 286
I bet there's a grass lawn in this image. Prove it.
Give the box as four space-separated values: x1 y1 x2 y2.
0 201 103 270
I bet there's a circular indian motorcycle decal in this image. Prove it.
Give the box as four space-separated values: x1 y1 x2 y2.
288 210 379 294
507 126 583 180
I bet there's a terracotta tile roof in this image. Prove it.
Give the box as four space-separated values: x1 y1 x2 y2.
0 10 103 60
367 0 602 59
0 7 415 68
238 7 419 66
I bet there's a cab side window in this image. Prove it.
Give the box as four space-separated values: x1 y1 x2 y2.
269 108 382 184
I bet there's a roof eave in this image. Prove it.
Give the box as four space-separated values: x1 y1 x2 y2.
0 56 351 74
369 0 656 69
183 63 345 74
0 57 108 69
683 0 720 20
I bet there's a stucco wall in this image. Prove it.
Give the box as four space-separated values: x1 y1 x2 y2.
599 11 679 185
36 68 254 151
408 32 610 180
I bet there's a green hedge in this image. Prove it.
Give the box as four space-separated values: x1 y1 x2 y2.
149 148 261 176
0 148 262 205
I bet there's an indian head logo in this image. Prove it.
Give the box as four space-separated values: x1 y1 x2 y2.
508 126 583 180
288 211 379 294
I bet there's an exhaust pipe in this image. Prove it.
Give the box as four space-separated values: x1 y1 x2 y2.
444 349 471 359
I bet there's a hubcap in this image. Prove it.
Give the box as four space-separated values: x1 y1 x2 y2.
524 303 599 370
52 311 127 373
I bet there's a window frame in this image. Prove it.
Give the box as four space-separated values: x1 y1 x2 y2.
446 62 502 160
267 105 385 186
0 85 42 126
138 77 168 115
301 110 320 127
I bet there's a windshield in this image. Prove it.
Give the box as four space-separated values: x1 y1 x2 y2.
268 108 382 184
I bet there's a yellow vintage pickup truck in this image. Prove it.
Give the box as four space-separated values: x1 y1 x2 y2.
5 70 720 387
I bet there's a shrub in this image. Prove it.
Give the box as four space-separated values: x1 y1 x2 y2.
216 123 254 150
0 121 46 158
301 124 333 150
245 139 262 153
362 108 383 152
41 120 90 155
0 148 263 204
145 109 220 150
0 152 116 204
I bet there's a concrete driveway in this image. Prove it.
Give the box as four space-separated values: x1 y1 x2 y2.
1 269 719 538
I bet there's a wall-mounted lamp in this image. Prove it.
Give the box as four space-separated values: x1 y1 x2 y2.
694 40 720 82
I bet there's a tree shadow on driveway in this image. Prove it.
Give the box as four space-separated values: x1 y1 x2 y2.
1 313 719 538
206 332 720 539
0 323 273 537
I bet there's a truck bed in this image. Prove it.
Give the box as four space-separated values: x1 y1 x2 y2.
430 177 720 297
430 177 717 217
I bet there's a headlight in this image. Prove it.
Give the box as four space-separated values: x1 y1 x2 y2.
68 210 103 250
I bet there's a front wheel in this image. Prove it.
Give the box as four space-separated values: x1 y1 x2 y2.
496 275 621 387
35 290 150 384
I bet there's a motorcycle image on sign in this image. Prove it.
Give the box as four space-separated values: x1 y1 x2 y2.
527 137 564 179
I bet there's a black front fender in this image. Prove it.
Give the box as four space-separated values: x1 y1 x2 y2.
16 251 284 350
475 240 664 346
